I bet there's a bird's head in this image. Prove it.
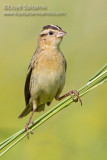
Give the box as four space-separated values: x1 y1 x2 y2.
38 25 67 49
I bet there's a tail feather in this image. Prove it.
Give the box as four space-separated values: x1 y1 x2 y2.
18 105 31 118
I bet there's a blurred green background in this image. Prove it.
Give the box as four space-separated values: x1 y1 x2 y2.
0 0 107 159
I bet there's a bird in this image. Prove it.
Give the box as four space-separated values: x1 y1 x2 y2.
18 24 82 137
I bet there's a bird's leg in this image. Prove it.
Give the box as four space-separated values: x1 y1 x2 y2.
25 100 37 138
56 90 82 105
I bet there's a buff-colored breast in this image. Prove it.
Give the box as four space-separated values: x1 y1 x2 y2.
29 49 66 106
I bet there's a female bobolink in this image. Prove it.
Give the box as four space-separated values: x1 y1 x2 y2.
18 25 82 136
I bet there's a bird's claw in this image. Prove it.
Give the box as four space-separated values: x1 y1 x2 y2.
69 90 82 105
25 120 34 138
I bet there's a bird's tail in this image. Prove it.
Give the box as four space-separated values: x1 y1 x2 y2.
18 105 31 118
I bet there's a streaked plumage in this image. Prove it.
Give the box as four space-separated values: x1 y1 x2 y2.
18 25 67 119
18 24 81 137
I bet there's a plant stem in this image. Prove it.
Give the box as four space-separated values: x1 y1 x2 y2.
0 65 107 157
88 63 107 82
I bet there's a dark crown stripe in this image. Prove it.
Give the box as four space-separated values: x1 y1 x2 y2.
42 25 62 31
56 25 62 30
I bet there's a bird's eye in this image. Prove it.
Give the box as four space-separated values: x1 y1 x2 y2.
49 31 53 35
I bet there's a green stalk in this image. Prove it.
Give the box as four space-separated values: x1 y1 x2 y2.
88 63 107 82
0 64 107 157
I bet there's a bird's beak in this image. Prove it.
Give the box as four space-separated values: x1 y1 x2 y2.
57 30 67 38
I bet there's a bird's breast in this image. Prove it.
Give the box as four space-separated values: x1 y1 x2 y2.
30 51 66 105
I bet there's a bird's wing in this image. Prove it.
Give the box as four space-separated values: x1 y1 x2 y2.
24 50 37 106
65 58 67 72
19 63 34 118
61 51 67 72
24 48 43 106
24 65 33 106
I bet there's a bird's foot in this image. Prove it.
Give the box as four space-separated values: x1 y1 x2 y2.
56 90 82 105
68 90 82 105
25 120 34 139
24 100 37 138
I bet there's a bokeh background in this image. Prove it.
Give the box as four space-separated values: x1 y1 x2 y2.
0 0 107 160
